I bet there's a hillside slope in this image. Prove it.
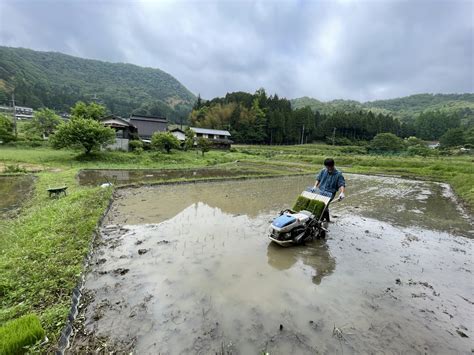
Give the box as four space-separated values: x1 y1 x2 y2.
291 93 474 122
0 47 196 121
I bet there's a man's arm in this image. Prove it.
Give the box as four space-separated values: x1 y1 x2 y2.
314 170 322 189
337 174 346 200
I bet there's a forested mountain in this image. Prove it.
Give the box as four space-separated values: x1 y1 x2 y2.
0 46 196 122
291 94 474 123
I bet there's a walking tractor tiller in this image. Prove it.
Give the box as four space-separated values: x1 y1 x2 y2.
268 190 334 246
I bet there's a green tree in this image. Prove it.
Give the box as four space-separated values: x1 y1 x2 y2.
50 117 115 154
440 128 465 147
197 137 211 156
464 127 474 147
0 113 15 143
370 133 405 153
71 101 107 121
24 108 62 138
151 132 180 153
415 111 461 140
183 128 195 151
193 94 203 110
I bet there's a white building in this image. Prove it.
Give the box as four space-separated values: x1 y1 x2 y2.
190 127 233 149
169 128 186 141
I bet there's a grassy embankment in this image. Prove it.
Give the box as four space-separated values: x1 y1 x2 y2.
0 144 472 352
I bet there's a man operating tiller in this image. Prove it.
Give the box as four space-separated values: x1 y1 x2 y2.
312 158 346 222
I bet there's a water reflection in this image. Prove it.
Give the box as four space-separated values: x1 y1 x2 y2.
108 174 473 237
266 240 336 285
0 175 35 216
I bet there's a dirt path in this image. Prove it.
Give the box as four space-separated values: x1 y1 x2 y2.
69 175 473 354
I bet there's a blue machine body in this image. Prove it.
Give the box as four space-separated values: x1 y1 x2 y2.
272 214 296 228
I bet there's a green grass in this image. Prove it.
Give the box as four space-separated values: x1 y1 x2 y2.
0 147 249 170
0 143 472 352
0 169 112 352
0 314 45 354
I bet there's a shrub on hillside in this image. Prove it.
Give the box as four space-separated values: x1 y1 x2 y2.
369 133 405 153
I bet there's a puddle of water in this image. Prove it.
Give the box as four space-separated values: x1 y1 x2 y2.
77 168 267 186
0 175 34 216
72 175 473 354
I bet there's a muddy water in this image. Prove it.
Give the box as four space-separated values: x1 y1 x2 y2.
0 175 34 215
72 175 473 354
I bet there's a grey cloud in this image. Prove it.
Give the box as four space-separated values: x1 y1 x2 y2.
0 0 472 101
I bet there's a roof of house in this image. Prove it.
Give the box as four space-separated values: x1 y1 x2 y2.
191 127 231 136
101 115 134 127
169 128 185 133
168 124 189 131
130 114 168 123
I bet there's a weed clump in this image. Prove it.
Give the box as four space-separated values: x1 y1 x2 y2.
4 164 27 173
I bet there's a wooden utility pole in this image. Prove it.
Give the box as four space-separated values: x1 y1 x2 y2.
11 92 17 137
332 127 336 146
300 124 305 145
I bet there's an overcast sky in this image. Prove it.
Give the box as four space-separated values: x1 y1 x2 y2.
0 0 472 101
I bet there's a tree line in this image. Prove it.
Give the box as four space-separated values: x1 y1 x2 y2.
190 89 472 145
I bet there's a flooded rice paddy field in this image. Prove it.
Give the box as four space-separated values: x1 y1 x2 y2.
71 175 473 354
0 175 34 215
77 163 307 186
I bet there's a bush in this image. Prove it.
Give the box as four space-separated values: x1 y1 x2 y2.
0 314 45 354
0 113 15 144
326 136 354 146
23 108 62 138
440 128 465 148
406 145 436 157
151 132 180 153
129 139 144 152
340 146 367 155
405 136 425 147
369 133 405 153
